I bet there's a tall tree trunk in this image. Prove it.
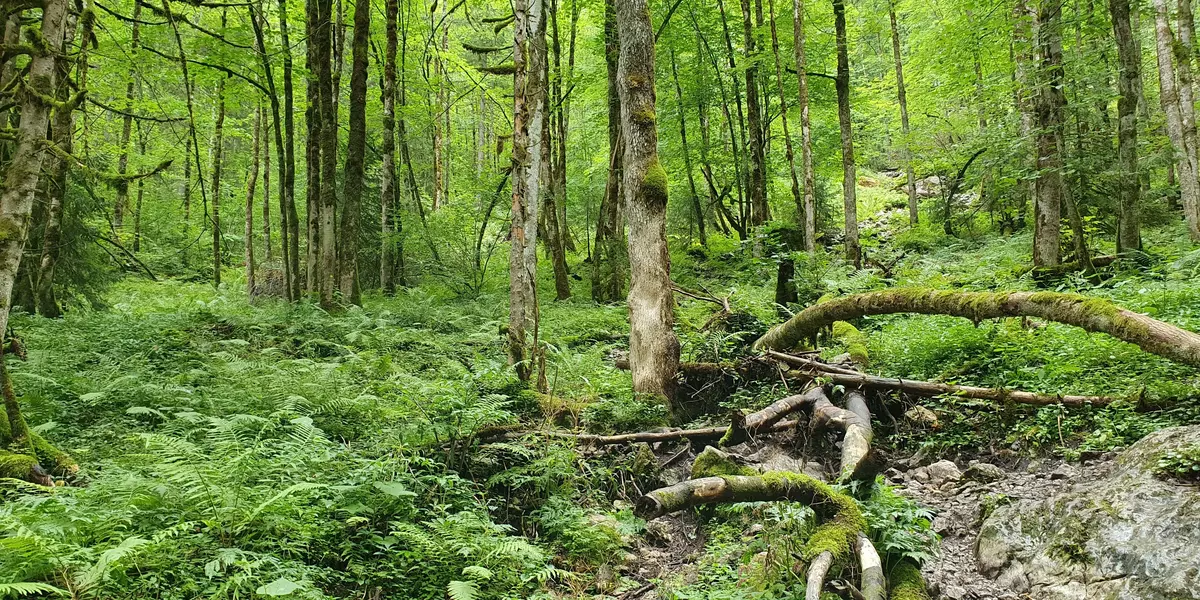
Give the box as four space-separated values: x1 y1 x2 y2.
1013 0 1036 231
339 0 368 305
1153 0 1200 239
210 73 228 287
381 0 399 296
741 0 767 226
305 0 323 294
509 0 547 380
1110 0 1141 253
317 0 339 307
0 0 70 339
1032 0 1065 267
793 0 816 250
767 0 800 237
183 136 192 242
593 0 626 303
279 0 299 300
430 4 445 211
832 0 859 267
262 118 272 260
670 48 707 247
888 0 917 226
1175 0 1200 210
617 0 681 410
246 107 261 296
542 86 571 301
133 126 146 252
114 2 141 232
716 0 750 222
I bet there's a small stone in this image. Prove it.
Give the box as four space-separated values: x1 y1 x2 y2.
913 466 931 483
940 480 958 492
885 467 905 483
964 462 1005 482
927 460 963 486
905 405 940 429
942 584 968 600
645 520 673 547
1049 465 1075 480
743 523 765 537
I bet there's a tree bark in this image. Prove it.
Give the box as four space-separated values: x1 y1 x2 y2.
669 48 707 247
114 2 141 232
767 0 801 240
833 0 859 267
793 0 816 250
245 106 262 296
262 116 271 261
716 0 750 222
592 0 625 303
339 0 368 305
380 0 399 296
305 0 323 295
210 72 228 287
278 0 299 300
1032 0 1065 266
804 551 832 600
889 1 917 226
509 0 547 380
1110 0 1141 253
617 0 681 409
1174 0 1200 227
756 288 1200 370
1152 0 1200 239
740 0 768 226
636 472 859 524
317 0 339 308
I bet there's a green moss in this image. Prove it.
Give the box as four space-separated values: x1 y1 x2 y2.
640 160 668 208
0 217 22 244
887 560 930 600
632 107 656 125
755 471 867 560
31 431 75 475
691 447 755 478
831 321 869 366
0 450 37 479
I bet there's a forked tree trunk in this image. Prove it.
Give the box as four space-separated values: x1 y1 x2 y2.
245 107 262 296
1032 0 1065 266
889 1 917 226
755 288 1200 369
617 0 681 409
1110 0 1141 253
339 0 369 305
793 0 816 250
1152 0 1200 239
509 0 547 380
380 0 399 296
833 0 859 267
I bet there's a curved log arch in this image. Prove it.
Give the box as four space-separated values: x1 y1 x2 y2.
754 289 1200 369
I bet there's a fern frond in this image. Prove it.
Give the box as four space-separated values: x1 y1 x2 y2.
0 582 68 597
446 580 479 600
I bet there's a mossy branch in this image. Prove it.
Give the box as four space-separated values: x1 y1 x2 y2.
755 289 1200 371
477 63 517 76
42 140 173 186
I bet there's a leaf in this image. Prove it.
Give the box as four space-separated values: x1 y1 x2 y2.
461 565 493 581
79 392 106 403
372 481 417 498
255 577 303 596
0 582 69 597
447 580 479 600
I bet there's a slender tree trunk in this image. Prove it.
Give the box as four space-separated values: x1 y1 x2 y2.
670 49 707 247
114 2 141 232
888 1 917 226
717 0 750 221
766 0 800 238
0 0 70 339
134 126 146 252
339 0 368 305
793 0 816 250
262 119 272 260
381 0 399 295
1153 0 1200 238
833 0 860 267
509 0 547 380
1110 0 1141 253
317 0 339 307
542 91 571 301
1175 0 1200 209
305 0 323 294
246 107 261 296
183 136 192 241
279 0 299 300
210 73 228 287
1031 0 1065 267
593 0 626 304
430 6 445 211
740 0 767 226
617 0 681 410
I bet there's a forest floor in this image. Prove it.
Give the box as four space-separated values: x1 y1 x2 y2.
4 194 1200 598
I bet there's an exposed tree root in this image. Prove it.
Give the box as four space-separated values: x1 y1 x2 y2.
804 550 832 600
768 351 1119 407
856 534 885 600
754 288 1200 370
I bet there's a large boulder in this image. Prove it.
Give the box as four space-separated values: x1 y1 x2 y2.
975 426 1200 599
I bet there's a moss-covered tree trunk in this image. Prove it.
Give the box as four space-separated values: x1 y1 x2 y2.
616 0 680 411
592 0 626 303
338 0 369 306
1032 0 1065 267
833 0 860 267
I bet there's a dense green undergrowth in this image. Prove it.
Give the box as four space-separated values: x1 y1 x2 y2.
2 217 1200 598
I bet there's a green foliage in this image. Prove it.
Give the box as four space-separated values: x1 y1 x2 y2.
1154 446 1200 483
859 481 940 567
581 395 667 434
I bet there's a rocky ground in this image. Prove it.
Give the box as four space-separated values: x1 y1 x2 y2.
889 453 1117 599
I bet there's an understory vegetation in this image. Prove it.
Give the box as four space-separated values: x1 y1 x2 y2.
3 213 1199 598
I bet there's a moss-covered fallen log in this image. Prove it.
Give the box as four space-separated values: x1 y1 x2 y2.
887 560 931 600
768 351 1118 407
755 289 1200 370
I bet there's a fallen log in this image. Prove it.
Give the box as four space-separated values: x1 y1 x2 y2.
805 551 832 600
769 351 1118 407
856 534 885 600
493 417 803 446
753 288 1200 370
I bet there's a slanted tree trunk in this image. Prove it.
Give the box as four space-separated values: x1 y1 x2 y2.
617 0 681 410
793 0 816 250
889 0 917 226
509 0 547 380
245 107 262 296
740 0 768 226
592 0 626 304
1110 0 1141 253
339 0 368 305
756 288 1200 370
210 73 228 287
833 0 859 267
1152 0 1200 239
1032 0 1065 266
114 2 141 232
669 48 707 247
380 0 400 296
